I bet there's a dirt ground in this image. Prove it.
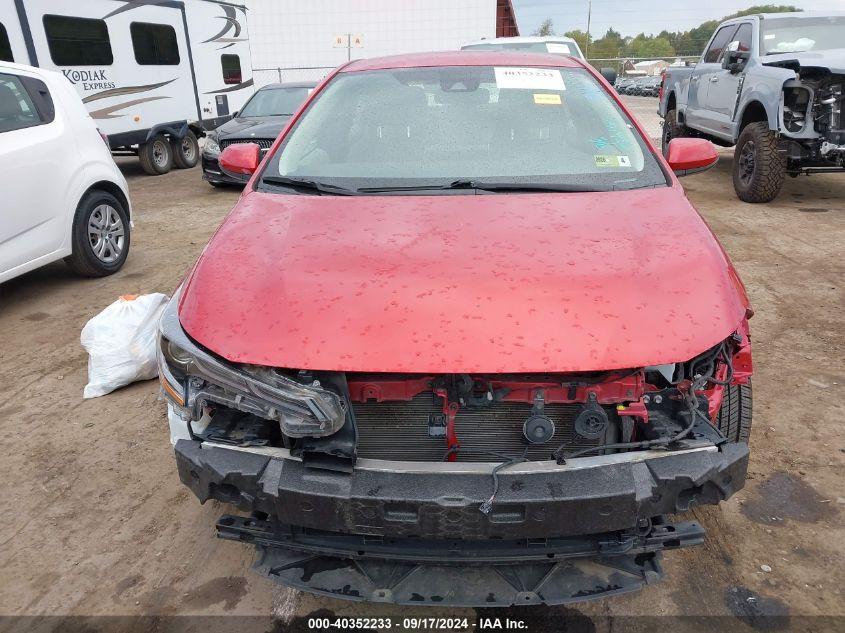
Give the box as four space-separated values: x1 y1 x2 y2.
0 96 843 632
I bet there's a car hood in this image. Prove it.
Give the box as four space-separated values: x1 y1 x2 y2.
216 116 290 140
179 187 749 373
762 48 845 74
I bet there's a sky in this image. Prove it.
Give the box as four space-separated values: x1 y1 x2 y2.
511 0 845 38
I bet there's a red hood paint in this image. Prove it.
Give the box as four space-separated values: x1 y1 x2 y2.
179 187 749 373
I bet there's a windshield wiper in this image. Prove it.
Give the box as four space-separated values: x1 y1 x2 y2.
356 179 477 193
261 175 359 195
358 180 603 194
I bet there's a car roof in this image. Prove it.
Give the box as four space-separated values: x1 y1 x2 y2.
720 10 845 25
462 35 579 46
0 60 56 78
259 81 318 90
342 51 586 73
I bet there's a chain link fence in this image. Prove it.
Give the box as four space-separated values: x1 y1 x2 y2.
586 55 699 74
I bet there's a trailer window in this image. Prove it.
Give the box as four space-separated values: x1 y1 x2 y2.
221 54 242 85
131 22 180 65
43 15 113 66
0 73 42 133
0 23 13 62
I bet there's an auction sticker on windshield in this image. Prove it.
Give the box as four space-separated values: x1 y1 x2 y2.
495 67 566 90
594 155 631 167
534 93 562 105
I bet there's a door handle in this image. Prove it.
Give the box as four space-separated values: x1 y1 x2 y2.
709 76 720 82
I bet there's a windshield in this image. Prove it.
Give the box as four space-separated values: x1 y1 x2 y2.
762 16 845 54
265 66 665 193
239 86 311 117
463 41 582 58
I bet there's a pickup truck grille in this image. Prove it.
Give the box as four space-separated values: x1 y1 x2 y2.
352 392 610 462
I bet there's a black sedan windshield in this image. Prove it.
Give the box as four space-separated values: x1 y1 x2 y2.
265 66 666 192
239 86 311 117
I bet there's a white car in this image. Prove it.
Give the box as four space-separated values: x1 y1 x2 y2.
461 36 585 60
0 62 131 284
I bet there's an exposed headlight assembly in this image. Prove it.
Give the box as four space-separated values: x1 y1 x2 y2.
157 290 346 437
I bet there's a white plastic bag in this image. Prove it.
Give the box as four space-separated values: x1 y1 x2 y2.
81 293 169 398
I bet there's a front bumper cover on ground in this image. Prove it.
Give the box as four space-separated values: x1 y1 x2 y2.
217 514 705 606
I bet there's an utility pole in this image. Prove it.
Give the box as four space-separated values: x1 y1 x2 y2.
585 0 592 59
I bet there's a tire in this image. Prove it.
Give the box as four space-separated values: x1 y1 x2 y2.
172 131 199 169
138 134 173 175
661 108 686 156
715 381 753 443
732 122 786 203
64 190 130 277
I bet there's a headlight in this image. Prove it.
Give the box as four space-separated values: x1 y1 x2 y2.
157 289 346 437
204 135 221 155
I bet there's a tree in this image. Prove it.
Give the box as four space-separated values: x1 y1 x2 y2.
589 28 624 60
533 18 555 37
575 4 802 61
564 29 590 54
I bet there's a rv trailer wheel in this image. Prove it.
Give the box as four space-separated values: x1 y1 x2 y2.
139 135 173 175
172 131 199 169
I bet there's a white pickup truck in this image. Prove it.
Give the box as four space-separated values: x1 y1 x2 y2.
658 12 845 202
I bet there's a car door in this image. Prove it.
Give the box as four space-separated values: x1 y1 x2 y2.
0 70 68 278
703 22 753 133
685 23 739 135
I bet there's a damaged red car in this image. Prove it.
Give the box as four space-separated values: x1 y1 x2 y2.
159 51 754 607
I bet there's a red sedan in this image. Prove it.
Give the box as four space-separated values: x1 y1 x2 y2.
158 51 753 607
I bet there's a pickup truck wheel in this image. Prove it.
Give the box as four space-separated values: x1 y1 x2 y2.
138 135 173 175
661 108 686 156
172 131 199 169
732 122 785 203
715 381 753 443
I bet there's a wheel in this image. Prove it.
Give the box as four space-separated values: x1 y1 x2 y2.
661 108 687 156
172 131 199 169
732 122 786 203
715 381 753 443
64 190 130 277
139 134 173 175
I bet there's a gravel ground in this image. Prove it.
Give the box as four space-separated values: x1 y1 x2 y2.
0 96 842 632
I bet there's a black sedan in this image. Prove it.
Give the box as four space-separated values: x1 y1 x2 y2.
202 81 316 187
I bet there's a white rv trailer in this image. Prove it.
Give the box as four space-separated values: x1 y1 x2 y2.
0 0 254 174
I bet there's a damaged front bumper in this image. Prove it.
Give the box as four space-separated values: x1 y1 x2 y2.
175 438 748 606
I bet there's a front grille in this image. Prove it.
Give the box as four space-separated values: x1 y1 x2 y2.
353 392 610 462
219 138 274 150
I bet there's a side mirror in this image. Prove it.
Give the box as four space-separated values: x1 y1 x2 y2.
722 50 750 73
666 137 718 177
219 143 261 179
600 68 618 85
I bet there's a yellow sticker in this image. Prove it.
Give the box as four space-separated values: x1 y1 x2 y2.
594 155 619 167
533 93 562 105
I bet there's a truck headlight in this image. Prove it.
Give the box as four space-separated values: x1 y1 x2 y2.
157 289 346 437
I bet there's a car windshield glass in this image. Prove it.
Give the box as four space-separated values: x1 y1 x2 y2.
239 86 311 117
265 66 665 193
761 16 845 54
